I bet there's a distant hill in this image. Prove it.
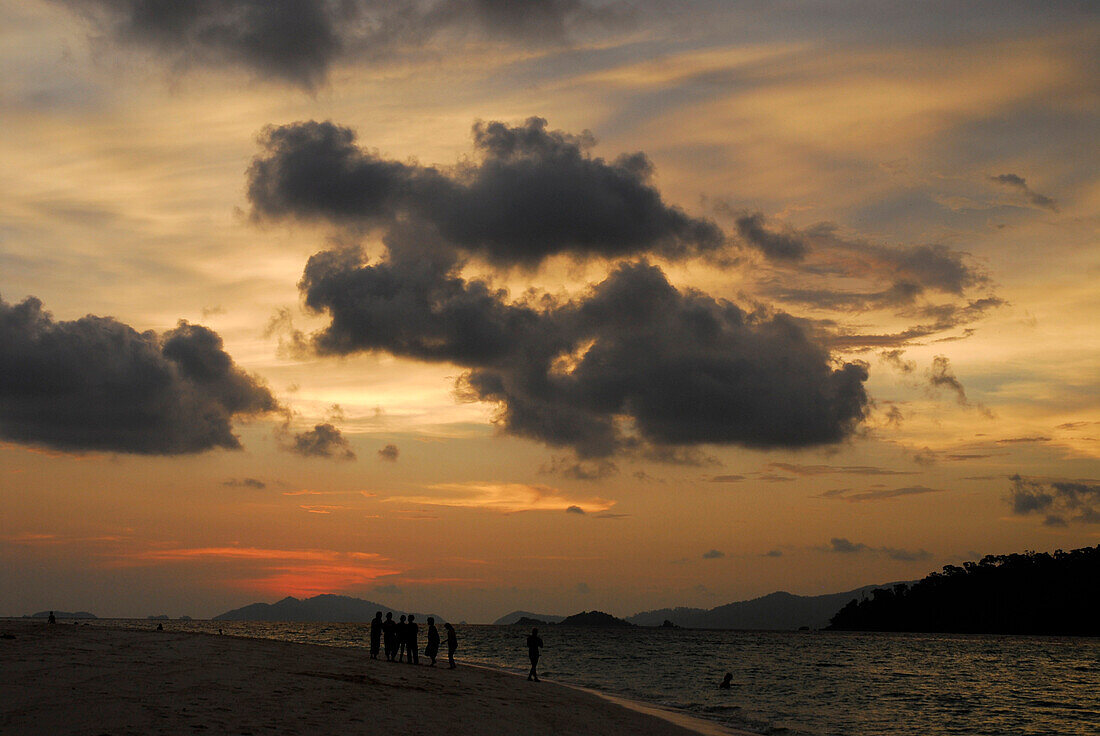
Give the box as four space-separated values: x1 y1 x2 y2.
492 610 566 625
828 545 1100 635
628 584 905 630
213 594 444 623
559 610 634 627
26 611 97 620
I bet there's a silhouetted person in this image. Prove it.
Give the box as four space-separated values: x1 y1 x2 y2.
526 627 543 681
407 614 419 664
382 612 397 661
425 617 440 666
156 623 163 631
720 672 733 689
47 611 56 625
370 611 383 660
442 620 455 664
396 615 408 662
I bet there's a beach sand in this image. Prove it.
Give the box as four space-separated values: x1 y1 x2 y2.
0 620 750 736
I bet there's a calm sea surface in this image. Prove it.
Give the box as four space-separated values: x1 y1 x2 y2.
86 620 1098 735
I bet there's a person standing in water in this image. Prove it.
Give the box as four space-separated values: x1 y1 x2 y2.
424 617 440 666
526 627 543 681
444 622 457 669
369 611 383 660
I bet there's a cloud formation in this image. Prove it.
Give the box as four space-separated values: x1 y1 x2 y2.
285 423 357 460
818 485 945 503
990 173 1059 212
1008 475 1100 526
377 443 399 461
60 0 623 88
249 118 724 266
828 537 931 561
0 295 278 454
702 548 725 559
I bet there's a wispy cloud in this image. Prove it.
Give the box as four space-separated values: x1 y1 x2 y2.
393 483 615 514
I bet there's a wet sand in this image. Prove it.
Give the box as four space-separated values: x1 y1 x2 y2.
0 619 751 736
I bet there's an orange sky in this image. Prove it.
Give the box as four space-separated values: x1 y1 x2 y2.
0 0 1097 622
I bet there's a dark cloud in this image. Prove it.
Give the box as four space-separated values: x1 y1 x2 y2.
829 537 868 554
0 294 278 454
1008 475 1099 525
249 118 724 267
882 547 932 562
762 549 782 557
223 477 266 489
768 462 918 477
735 212 808 260
996 436 1051 444
565 505 585 515
377 443 399 461
297 242 869 457
928 355 969 404
540 455 617 480
285 422 356 460
702 549 725 559
818 485 945 502
60 0 624 88
709 474 746 483
990 173 1059 212
879 349 915 373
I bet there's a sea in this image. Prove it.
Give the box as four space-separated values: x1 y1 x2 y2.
84 620 1098 735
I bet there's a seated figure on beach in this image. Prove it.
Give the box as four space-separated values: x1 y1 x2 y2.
720 672 733 689
527 627 543 682
396 615 408 662
407 614 419 664
370 611 383 660
382 612 396 661
445 622 457 669
424 617 440 666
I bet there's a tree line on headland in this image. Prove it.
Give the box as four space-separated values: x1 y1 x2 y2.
827 545 1099 635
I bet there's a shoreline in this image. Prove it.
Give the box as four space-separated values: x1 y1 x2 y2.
1 619 752 736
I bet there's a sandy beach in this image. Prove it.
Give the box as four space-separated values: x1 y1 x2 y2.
0 620 747 736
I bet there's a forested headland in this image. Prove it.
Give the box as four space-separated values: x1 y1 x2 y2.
827 545 1099 635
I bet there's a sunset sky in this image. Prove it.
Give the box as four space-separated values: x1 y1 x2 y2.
1 0 1097 622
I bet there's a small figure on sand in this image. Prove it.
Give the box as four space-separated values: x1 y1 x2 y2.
47 611 56 625
445 622 457 669
425 617 440 666
382 612 396 661
719 672 733 689
407 614 420 664
370 611 383 660
396 615 408 662
526 627 543 682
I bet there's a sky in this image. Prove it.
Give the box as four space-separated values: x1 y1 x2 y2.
1 0 1097 622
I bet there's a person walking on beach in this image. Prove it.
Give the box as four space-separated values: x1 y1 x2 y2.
396 615 408 662
425 617 440 666
444 622 457 669
407 614 420 664
526 627 543 682
370 611 383 660
382 612 397 661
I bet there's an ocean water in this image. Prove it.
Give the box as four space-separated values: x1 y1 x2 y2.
86 620 1099 735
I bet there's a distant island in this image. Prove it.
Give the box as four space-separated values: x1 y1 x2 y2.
506 610 633 628
26 611 97 620
827 545 1100 635
492 610 566 626
214 594 443 623
628 584 903 630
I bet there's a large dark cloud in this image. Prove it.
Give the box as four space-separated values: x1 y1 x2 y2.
60 0 627 88
300 248 869 457
249 118 724 266
0 294 278 454
1008 475 1100 526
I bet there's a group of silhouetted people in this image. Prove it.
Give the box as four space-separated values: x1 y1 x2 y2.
370 611 457 668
